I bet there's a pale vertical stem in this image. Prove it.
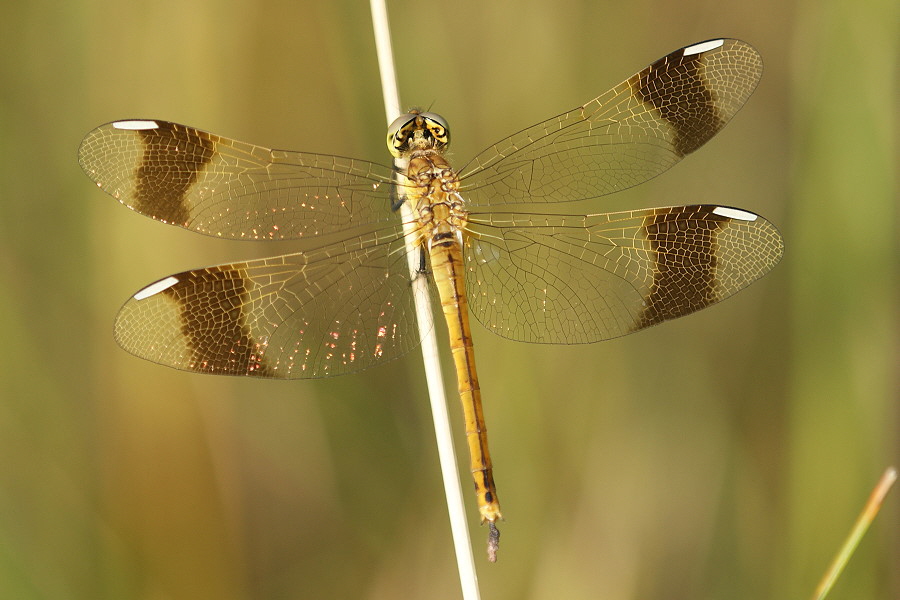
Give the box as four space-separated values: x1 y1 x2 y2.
369 1 482 598
811 467 897 600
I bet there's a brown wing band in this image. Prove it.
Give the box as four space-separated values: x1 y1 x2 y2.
635 206 729 329
632 49 725 157
135 122 214 225
161 267 273 376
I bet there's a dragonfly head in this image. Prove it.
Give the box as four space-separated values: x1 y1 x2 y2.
387 110 450 157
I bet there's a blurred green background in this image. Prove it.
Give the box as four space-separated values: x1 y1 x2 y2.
0 0 896 598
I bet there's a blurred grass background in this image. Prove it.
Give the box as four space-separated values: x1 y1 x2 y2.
0 0 896 598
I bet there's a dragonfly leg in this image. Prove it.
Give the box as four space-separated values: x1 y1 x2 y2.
390 191 406 212
417 247 428 275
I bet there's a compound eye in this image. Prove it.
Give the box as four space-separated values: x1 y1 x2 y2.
386 113 418 157
420 112 450 148
419 111 448 130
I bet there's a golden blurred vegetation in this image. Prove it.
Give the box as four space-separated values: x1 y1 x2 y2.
0 0 896 598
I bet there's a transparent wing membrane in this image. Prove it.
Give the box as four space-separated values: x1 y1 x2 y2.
114 222 427 378
464 205 782 344
81 38 781 379
79 120 403 240
458 39 762 207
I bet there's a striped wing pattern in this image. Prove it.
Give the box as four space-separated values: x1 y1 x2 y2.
114 224 424 378
459 38 762 206
464 205 781 343
80 39 782 379
78 120 398 240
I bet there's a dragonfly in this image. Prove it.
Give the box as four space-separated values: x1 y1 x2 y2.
79 38 783 561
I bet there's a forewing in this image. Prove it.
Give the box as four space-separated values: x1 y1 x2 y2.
464 205 783 343
458 39 762 207
78 120 400 239
113 223 426 378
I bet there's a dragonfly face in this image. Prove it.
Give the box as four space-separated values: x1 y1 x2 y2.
79 38 783 561
387 110 450 157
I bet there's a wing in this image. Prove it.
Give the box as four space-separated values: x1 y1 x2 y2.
78 119 401 240
463 205 783 343
458 39 762 207
113 223 428 378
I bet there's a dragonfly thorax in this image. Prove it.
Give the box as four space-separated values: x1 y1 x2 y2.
405 151 467 249
406 152 462 209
